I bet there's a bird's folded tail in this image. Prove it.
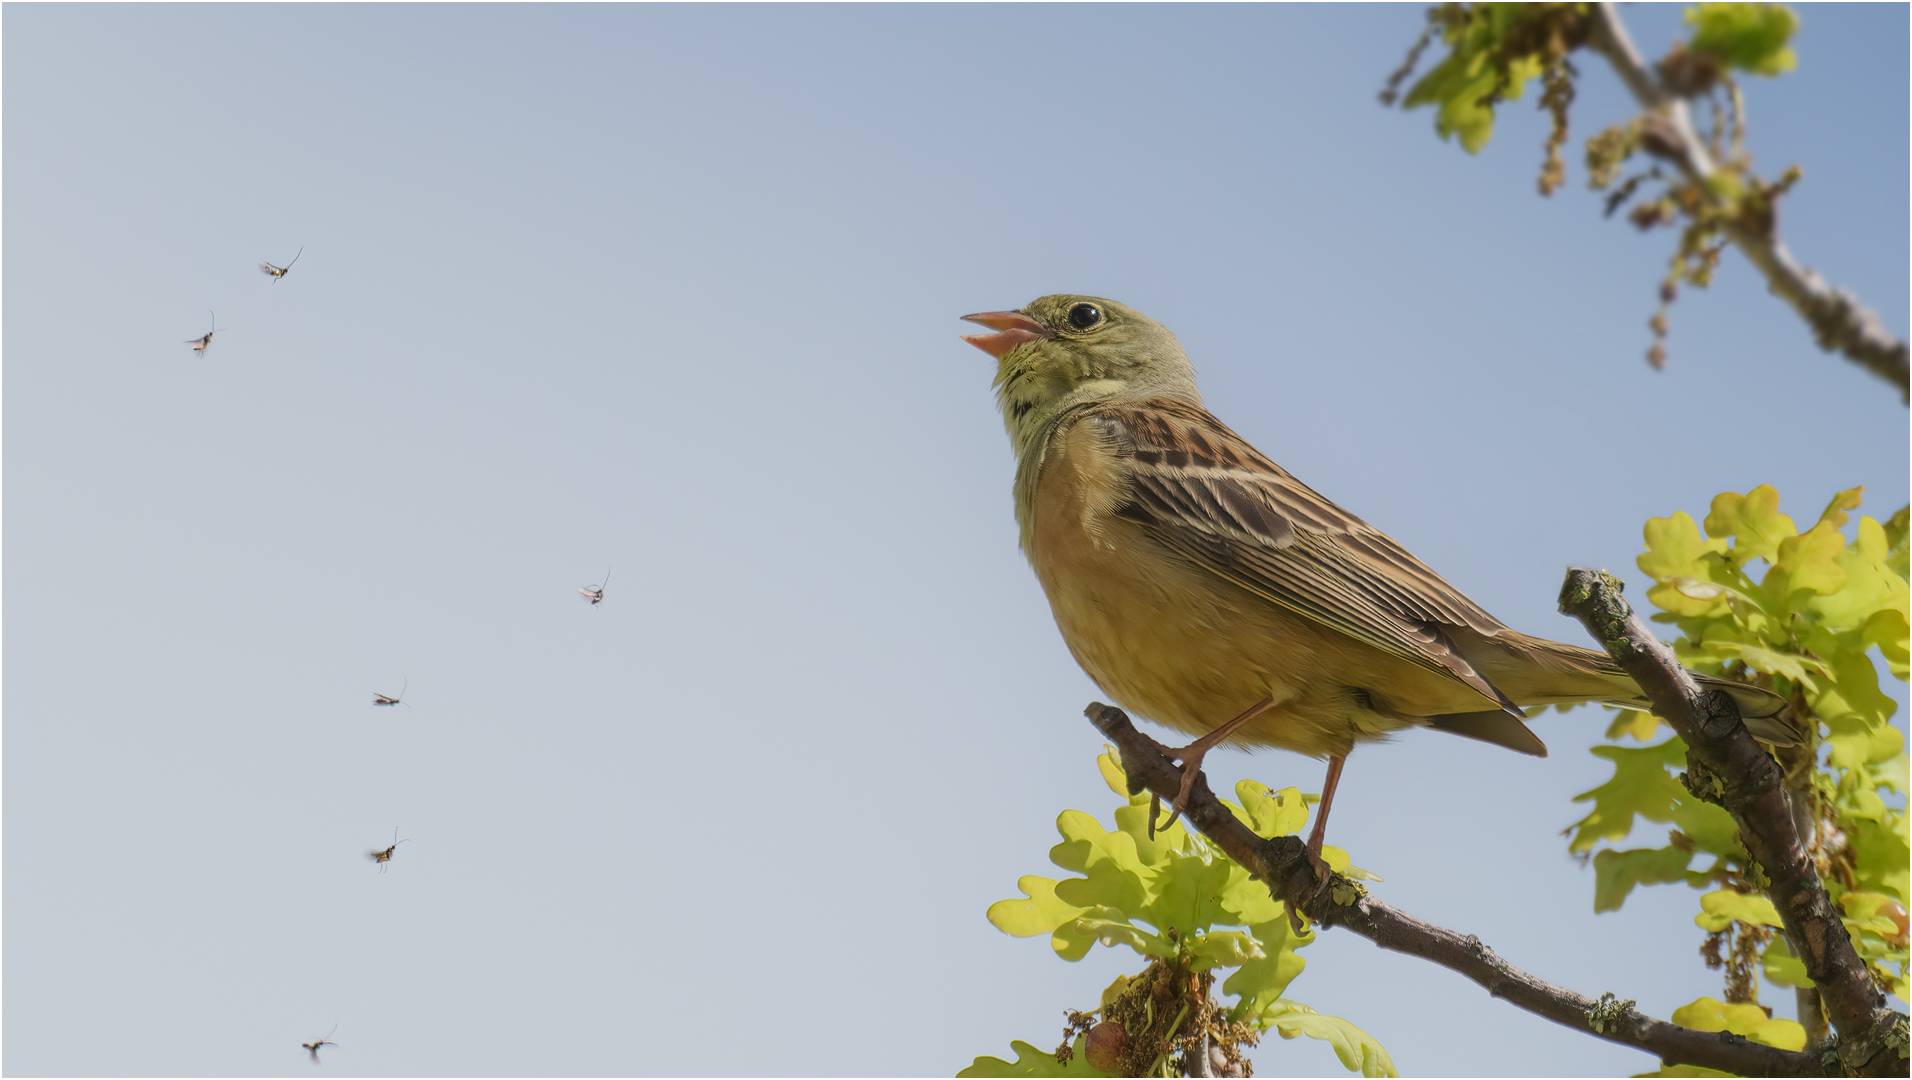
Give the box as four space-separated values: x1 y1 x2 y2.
1690 674 1804 746
1482 632 1803 747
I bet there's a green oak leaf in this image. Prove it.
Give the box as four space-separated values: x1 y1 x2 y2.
1874 753 1909 797
1813 648 1902 770
1606 709 1664 742
1050 811 1153 918
1761 934 1810 988
1069 911 1174 959
1094 748 1129 797
1642 512 1734 616
1817 487 1867 531
1862 607 1910 680
1703 486 1796 563
1846 814 1910 902
1686 2 1799 77
1696 639 1825 687
1143 848 1238 941
1232 781 1309 839
1400 4 1545 154
1568 740 1688 852
1224 916 1311 1020
1807 516 1912 628
1217 858 1285 927
1256 1000 1399 1078
989 876 1087 939
1593 846 1694 913
1669 996 1807 1051
1693 890 1783 931
1186 929 1265 969
1886 505 1910 578
1836 783 1888 823
1668 790 1742 859
1839 892 1904 938
959 1036 1113 1079
1769 521 1849 602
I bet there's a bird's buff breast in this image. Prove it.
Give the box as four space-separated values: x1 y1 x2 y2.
1023 419 1410 759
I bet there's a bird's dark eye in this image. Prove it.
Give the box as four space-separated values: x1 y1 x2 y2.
1067 302 1103 330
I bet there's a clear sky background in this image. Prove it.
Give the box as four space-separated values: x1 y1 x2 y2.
4 4 1905 1077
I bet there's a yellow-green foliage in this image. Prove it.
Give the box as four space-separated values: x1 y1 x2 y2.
963 751 1396 1078
1567 486 1909 1019
1394 2 1800 155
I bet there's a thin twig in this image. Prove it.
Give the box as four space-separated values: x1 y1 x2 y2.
1583 2 1909 400
1558 568 1906 1076
1084 702 1826 1077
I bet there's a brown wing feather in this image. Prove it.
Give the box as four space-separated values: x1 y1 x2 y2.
1093 398 1523 716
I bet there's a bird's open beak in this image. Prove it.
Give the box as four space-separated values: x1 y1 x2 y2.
961 310 1050 358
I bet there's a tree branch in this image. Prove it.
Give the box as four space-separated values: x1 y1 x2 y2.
1084 702 1826 1078
1557 567 1907 1076
1583 2 1910 401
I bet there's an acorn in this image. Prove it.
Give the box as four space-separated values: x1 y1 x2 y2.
1084 1021 1127 1073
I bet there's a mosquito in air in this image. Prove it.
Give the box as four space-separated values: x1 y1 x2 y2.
184 311 228 355
301 1023 338 1064
260 246 304 280
372 678 409 708
579 567 611 606
369 828 410 872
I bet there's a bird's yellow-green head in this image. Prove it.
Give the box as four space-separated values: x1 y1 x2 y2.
960 295 1199 456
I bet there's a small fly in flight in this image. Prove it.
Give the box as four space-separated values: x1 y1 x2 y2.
372 678 409 708
260 246 304 280
369 828 410 872
301 1023 338 1064
184 311 228 355
579 567 611 606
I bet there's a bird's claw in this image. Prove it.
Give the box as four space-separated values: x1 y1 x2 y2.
1303 842 1331 882
1146 756 1204 838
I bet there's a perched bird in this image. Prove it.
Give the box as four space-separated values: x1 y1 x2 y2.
963 295 1792 869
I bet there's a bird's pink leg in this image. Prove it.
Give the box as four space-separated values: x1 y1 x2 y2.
1281 754 1350 934
1303 753 1347 878
1151 696 1275 835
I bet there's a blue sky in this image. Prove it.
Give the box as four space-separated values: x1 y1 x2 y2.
4 4 1905 1076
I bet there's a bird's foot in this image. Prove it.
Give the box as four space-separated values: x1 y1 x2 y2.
1283 835 1334 935
1146 698 1276 838
1147 741 1218 838
1303 834 1331 881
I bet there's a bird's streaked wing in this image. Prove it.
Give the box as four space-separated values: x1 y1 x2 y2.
1091 397 1521 715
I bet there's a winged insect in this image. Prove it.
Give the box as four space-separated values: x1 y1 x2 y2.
372 678 409 708
301 1023 338 1064
578 567 611 606
368 827 410 873
260 246 304 280
185 311 228 355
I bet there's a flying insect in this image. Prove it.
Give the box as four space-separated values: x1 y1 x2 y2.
372 678 409 708
301 1024 338 1064
579 567 611 606
369 828 410 873
185 311 228 355
260 246 304 280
